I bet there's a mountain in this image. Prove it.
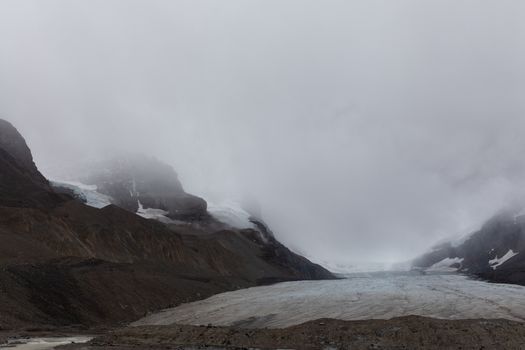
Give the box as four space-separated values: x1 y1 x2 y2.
0 119 68 208
84 154 208 220
58 154 208 220
413 210 525 284
0 119 334 330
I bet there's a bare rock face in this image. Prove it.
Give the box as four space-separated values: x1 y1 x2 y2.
0 119 66 208
80 154 207 220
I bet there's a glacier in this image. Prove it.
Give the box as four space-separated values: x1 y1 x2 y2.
206 200 256 229
135 272 525 329
50 180 112 208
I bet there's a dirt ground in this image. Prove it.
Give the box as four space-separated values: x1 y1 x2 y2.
57 315 525 350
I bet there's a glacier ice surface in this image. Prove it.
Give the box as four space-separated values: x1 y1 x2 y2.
134 272 525 328
50 180 112 208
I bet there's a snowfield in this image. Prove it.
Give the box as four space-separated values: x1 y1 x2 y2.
135 272 525 329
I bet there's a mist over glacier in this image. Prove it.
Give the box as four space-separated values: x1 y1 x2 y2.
1 0 525 265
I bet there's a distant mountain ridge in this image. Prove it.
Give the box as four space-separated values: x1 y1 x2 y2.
413 209 525 285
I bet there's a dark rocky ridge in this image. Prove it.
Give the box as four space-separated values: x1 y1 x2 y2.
413 210 525 285
0 120 68 208
0 119 334 330
0 120 44 180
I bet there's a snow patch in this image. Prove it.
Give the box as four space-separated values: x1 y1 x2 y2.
51 180 112 209
489 249 518 270
427 257 463 272
206 200 256 230
136 201 175 224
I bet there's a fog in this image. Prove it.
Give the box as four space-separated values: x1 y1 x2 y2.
1 0 524 265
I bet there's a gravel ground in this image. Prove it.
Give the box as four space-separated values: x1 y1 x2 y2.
60 316 525 350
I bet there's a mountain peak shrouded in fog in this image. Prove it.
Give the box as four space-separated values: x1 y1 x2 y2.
1 0 525 265
64 153 209 220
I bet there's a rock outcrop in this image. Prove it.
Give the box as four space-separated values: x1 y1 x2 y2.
0 119 44 179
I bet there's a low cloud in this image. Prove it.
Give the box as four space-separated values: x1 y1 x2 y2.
1 0 524 264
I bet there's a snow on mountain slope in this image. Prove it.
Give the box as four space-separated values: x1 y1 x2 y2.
51 180 262 231
51 180 190 225
206 200 256 230
51 180 112 208
52 179 277 247
77 154 208 220
427 257 464 272
412 210 525 285
490 250 519 270
136 200 177 224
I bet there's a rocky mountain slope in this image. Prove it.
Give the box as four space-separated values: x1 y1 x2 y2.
0 119 333 330
0 119 67 209
413 210 525 285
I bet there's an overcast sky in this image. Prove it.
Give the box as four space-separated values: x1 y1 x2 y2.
1 0 525 265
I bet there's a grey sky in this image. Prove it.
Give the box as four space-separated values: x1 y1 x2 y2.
1 0 524 264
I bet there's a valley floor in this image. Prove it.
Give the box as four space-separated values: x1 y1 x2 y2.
6 272 525 349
